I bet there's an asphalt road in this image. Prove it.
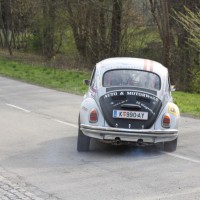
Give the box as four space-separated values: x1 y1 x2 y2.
0 76 200 200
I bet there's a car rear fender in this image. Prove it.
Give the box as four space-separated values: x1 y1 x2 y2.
80 97 104 126
155 102 180 130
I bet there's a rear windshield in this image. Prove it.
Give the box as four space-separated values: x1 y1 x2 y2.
103 69 161 90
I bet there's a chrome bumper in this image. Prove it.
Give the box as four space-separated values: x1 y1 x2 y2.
81 124 178 143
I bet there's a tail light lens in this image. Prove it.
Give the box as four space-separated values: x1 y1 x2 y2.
162 113 170 128
89 108 98 123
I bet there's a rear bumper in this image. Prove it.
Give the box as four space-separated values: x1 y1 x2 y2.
81 124 178 143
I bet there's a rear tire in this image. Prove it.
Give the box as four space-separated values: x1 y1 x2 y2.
164 138 178 152
77 117 90 152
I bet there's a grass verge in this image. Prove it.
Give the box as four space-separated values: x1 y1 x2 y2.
0 57 199 117
173 91 200 118
0 58 91 95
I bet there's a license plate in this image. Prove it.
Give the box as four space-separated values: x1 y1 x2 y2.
113 110 148 120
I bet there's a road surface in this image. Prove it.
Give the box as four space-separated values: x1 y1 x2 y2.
0 76 200 200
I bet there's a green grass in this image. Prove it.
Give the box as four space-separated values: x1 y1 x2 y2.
0 58 91 95
173 91 200 117
0 58 199 117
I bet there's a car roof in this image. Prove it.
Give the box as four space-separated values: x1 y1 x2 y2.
96 57 168 77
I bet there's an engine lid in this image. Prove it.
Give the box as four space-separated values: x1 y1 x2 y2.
99 90 162 129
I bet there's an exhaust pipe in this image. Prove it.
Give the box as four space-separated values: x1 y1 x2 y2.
114 137 121 145
137 139 143 146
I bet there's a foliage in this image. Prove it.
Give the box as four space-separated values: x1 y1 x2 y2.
148 0 200 92
149 0 171 68
0 0 199 93
127 27 162 60
174 7 200 50
62 0 147 64
190 67 200 93
0 0 39 54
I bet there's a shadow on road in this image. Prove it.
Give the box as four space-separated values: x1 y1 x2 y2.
0 136 165 169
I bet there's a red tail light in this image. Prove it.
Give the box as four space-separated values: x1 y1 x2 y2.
89 108 98 123
162 113 170 128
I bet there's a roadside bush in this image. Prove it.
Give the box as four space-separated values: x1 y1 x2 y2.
190 67 200 93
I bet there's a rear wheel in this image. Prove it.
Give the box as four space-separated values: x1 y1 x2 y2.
164 138 178 152
77 117 90 152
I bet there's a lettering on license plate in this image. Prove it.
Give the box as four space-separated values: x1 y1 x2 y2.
113 110 148 120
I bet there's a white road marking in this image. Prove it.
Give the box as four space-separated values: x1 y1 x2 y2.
161 151 200 164
6 103 31 113
52 119 78 128
4 102 200 165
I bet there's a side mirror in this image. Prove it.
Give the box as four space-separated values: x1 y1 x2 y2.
170 85 176 92
83 79 90 85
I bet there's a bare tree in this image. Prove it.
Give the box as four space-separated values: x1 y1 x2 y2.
110 0 122 56
174 7 200 51
26 0 66 59
64 0 135 64
42 0 56 58
0 0 13 55
149 0 171 69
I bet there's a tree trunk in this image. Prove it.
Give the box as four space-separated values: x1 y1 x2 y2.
162 0 170 69
149 0 171 69
110 0 122 57
42 0 55 59
0 0 13 55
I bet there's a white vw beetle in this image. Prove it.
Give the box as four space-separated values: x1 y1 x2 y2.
77 58 180 152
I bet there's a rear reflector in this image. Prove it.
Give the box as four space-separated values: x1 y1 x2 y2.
89 108 98 123
162 113 170 128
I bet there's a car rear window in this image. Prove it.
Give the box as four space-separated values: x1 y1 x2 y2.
103 69 161 90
